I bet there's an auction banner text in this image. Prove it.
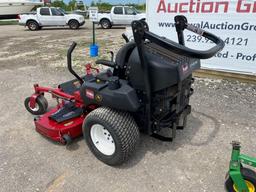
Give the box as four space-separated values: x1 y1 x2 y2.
147 0 256 74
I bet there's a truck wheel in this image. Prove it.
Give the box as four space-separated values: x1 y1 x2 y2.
225 167 256 192
83 107 140 166
27 21 39 31
100 19 111 29
24 95 48 115
69 20 79 29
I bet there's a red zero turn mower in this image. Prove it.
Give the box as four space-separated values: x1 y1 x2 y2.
25 15 224 165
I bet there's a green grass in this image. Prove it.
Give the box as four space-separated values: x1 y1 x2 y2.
0 20 18 25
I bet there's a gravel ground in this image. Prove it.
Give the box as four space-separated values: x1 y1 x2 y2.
0 23 255 192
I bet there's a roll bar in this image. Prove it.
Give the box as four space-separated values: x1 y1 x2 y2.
132 15 225 59
67 42 84 85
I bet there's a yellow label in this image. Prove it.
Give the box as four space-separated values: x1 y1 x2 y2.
64 121 74 127
95 94 103 102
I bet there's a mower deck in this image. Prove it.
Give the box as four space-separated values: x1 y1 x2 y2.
34 106 85 144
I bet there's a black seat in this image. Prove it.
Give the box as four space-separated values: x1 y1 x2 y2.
95 42 136 71
115 42 136 68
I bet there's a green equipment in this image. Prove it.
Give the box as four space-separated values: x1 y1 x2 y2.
225 141 256 192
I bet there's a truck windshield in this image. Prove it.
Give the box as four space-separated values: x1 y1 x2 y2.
125 7 134 15
51 8 64 16
58 8 67 15
134 8 141 14
125 7 141 15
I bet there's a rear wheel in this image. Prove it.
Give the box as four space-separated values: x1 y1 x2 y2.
100 19 111 29
225 168 256 192
27 21 39 31
69 20 79 29
83 107 140 166
24 95 48 115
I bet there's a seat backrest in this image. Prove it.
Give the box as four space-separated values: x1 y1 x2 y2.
115 42 136 68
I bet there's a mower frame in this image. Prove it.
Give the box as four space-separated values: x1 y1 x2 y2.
228 141 256 192
29 84 84 109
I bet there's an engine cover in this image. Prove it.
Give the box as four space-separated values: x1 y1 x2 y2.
126 42 200 92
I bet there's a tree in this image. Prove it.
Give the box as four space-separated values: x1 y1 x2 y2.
67 0 76 11
91 1 96 7
51 0 67 10
96 2 112 12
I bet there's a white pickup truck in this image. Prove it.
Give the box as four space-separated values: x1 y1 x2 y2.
19 7 85 31
96 6 146 29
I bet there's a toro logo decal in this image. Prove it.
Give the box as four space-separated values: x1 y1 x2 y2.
86 89 94 99
182 64 189 73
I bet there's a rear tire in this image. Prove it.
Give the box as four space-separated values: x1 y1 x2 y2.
27 21 39 31
83 107 140 166
69 20 79 29
100 19 111 29
24 95 48 115
225 167 256 192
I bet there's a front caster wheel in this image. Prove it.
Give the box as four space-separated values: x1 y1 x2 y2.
83 107 140 166
225 168 256 192
62 134 72 145
24 95 48 115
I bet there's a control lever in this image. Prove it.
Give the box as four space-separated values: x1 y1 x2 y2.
122 33 129 43
67 42 84 85
109 51 114 61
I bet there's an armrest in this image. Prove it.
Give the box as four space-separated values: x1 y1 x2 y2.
96 60 117 68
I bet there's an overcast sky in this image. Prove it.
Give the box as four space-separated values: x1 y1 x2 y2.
63 0 146 5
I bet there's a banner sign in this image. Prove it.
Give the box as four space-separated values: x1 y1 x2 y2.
146 0 256 75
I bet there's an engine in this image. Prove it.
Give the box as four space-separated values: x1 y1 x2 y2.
151 75 194 131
